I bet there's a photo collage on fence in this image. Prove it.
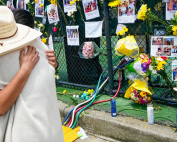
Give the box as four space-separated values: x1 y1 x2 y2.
7 0 14 10
63 0 76 13
16 0 26 10
66 26 79 46
82 0 100 20
150 36 177 57
118 0 136 23
166 0 177 20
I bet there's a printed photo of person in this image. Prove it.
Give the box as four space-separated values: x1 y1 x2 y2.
16 0 26 10
167 0 175 11
35 0 44 17
47 4 60 24
164 38 174 45
156 46 164 56
66 26 79 46
152 37 163 45
83 0 100 20
172 45 177 53
164 47 171 56
172 66 177 81
84 0 97 13
63 0 76 13
7 1 14 11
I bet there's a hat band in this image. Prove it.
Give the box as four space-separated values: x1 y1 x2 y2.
0 27 18 40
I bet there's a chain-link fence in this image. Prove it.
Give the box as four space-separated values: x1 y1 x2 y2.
1 0 177 104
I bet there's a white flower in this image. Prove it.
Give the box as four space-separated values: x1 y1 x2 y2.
152 70 157 74
38 23 44 27
55 75 60 79
25 0 29 4
74 9 77 12
156 57 163 62
34 21 37 24
54 22 58 26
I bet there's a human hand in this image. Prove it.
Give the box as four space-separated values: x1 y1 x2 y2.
20 46 40 74
45 50 58 69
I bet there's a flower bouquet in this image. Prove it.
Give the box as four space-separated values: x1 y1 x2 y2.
78 41 99 59
115 35 139 58
125 78 152 104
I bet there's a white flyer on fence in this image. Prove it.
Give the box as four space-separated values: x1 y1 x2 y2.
66 26 79 46
172 60 177 81
118 0 136 23
82 0 100 20
63 0 76 13
35 0 44 18
47 4 60 24
166 1 176 20
116 24 126 34
48 35 53 50
150 36 177 57
85 21 103 38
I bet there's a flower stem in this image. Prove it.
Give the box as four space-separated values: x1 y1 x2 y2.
76 2 84 21
0 0 5 5
56 2 69 25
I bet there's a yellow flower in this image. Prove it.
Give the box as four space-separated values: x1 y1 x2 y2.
172 26 177 32
120 30 125 35
148 97 151 101
41 38 46 44
50 0 56 5
117 31 120 36
35 0 39 2
123 27 128 32
137 4 147 21
175 11 177 17
140 91 147 97
157 61 166 70
108 0 121 8
40 4 43 7
63 90 66 93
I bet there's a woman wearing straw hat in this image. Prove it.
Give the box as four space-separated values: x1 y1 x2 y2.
0 6 64 142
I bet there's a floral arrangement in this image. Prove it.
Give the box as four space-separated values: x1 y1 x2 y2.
137 4 177 36
82 42 94 58
117 27 128 36
108 0 121 8
81 89 94 100
130 90 151 104
70 0 79 5
125 78 152 104
78 41 100 59
115 35 139 58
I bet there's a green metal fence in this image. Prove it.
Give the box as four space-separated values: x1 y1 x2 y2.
1 0 177 104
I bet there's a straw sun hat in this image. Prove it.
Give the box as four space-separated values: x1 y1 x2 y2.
0 6 42 56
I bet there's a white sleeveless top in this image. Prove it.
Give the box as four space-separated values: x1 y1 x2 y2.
0 39 64 142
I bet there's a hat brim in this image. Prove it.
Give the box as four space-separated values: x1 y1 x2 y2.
0 23 42 57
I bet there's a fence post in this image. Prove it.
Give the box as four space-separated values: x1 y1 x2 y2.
104 0 113 95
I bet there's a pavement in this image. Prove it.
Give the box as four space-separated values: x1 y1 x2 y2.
75 134 121 142
58 100 177 142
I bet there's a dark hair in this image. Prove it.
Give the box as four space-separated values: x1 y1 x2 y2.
12 9 34 28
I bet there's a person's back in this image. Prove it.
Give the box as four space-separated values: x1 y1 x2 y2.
0 7 64 142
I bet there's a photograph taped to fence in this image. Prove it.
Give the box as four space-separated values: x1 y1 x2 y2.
82 0 100 20
118 0 136 23
16 0 26 10
66 26 79 46
7 1 14 10
151 36 177 57
172 60 177 81
35 0 44 17
47 4 60 24
166 0 177 20
63 0 76 13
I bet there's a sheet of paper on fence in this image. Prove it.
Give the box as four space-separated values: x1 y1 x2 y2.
116 24 126 34
48 35 53 50
35 0 44 18
63 0 76 13
47 4 60 24
66 26 79 46
172 60 177 81
82 0 100 20
85 21 103 38
166 3 176 20
151 36 177 57
118 0 136 23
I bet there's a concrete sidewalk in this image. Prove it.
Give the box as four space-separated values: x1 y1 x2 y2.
58 100 177 142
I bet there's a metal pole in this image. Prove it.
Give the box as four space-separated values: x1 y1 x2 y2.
104 0 113 95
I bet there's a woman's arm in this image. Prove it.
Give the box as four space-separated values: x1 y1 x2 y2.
0 46 39 116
